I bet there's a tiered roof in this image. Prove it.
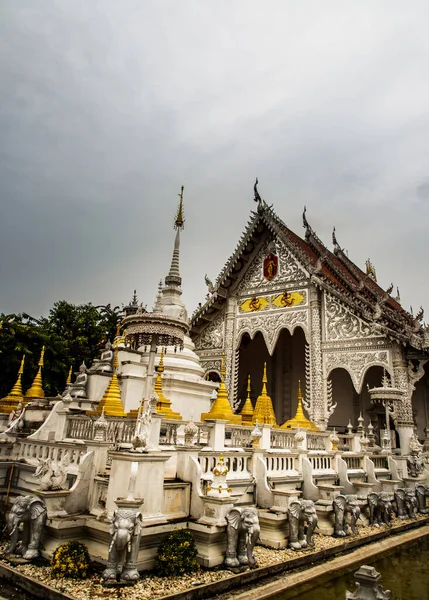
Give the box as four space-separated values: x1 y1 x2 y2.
191 194 426 349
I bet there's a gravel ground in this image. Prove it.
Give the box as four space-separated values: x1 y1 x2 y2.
0 516 426 600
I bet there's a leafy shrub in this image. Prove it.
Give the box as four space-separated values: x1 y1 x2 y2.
154 530 200 577
51 540 91 579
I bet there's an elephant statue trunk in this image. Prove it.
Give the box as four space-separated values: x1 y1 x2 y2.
102 509 143 582
416 485 429 514
5 495 47 560
224 507 260 568
333 494 360 537
368 492 394 527
288 500 318 550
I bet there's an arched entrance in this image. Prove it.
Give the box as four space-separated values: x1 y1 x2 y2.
236 327 306 425
327 368 356 431
411 362 429 441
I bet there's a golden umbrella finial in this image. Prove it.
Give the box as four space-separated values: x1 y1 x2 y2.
154 347 182 420
0 355 26 413
252 363 277 426
113 345 119 369
66 365 73 385
25 346 45 401
201 354 242 424
38 346 45 366
239 374 254 426
18 354 26 375
280 379 319 431
220 354 226 380
175 185 185 230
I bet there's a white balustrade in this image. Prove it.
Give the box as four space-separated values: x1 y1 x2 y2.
197 451 253 479
309 454 333 471
265 453 298 475
225 425 253 448
16 440 87 467
270 430 296 449
344 455 364 470
307 433 330 451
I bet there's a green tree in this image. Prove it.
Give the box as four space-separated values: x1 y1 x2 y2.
0 302 121 399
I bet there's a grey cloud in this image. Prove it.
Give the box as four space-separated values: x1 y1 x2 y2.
1 1 429 319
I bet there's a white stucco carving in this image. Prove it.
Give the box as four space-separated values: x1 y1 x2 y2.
324 350 389 393
236 310 308 355
325 294 381 341
195 312 225 350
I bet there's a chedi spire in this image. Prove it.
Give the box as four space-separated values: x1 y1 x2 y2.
0 355 26 413
25 346 45 401
165 185 185 288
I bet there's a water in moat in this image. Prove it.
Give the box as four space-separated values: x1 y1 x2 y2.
269 536 429 600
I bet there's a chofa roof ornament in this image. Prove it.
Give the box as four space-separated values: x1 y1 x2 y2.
253 178 263 213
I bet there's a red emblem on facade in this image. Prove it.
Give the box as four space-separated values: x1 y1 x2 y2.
263 253 278 281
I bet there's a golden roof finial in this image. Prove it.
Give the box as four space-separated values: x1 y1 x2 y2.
201 354 242 424
239 374 255 426
158 346 165 374
0 355 26 413
262 363 268 392
91 345 126 417
280 379 319 431
18 354 26 376
66 365 73 385
154 347 182 420
175 185 185 230
24 347 45 401
115 321 121 337
220 354 226 380
365 258 377 282
252 363 277 426
113 345 119 369
38 346 45 366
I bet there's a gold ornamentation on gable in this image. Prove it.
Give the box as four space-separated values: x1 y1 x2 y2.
272 290 306 309
239 296 269 313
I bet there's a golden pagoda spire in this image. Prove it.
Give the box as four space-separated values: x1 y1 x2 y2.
25 346 45 402
66 365 73 385
154 347 182 420
239 375 254 426
92 346 126 417
0 355 26 413
280 380 319 431
201 355 242 424
252 363 277 426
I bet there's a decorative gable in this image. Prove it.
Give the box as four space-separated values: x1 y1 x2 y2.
236 238 309 296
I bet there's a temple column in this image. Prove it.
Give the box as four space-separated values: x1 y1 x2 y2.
224 297 238 405
391 344 417 454
309 288 326 429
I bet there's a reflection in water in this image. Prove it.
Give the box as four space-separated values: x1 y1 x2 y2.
270 536 429 600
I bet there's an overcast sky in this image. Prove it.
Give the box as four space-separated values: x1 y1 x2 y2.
1 1 429 321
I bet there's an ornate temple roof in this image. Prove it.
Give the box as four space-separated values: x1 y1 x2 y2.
191 189 426 349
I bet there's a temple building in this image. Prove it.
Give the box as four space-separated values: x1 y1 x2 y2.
190 181 429 452
1 181 428 454
1 181 429 573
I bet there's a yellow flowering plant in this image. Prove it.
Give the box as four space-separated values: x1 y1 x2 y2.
51 540 91 579
154 530 199 577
